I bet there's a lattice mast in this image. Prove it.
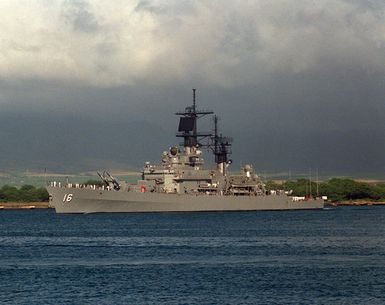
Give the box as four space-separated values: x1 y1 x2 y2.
175 89 213 149
212 115 232 174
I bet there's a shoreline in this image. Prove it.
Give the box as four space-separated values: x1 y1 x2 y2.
1 202 385 210
328 201 385 207
0 202 51 209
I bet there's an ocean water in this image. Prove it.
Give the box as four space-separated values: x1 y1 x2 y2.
0 207 385 305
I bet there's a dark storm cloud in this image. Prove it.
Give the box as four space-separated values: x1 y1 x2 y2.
0 0 385 174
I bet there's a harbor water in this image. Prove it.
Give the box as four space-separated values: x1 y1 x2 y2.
1 206 385 304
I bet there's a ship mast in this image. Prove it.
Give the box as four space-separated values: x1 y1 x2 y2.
176 89 232 171
212 115 232 174
175 89 213 149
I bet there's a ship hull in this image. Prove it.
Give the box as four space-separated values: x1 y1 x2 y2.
47 187 324 214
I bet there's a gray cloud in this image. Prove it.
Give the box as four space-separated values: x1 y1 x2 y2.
61 0 100 33
0 0 384 175
1 0 384 87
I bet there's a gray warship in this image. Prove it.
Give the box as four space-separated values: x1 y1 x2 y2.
47 90 323 213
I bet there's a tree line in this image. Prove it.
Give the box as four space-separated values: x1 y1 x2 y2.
0 178 384 203
265 178 385 202
0 185 49 202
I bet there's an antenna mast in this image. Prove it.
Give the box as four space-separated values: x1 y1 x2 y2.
175 89 232 171
211 115 232 173
175 89 213 148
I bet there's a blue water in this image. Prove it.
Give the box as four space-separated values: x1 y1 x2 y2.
1 207 385 304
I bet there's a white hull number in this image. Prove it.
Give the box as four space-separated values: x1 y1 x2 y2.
63 194 73 203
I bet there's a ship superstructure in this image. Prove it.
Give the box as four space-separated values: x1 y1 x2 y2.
138 89 264 197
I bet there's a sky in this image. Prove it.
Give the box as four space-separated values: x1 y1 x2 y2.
1 0 385 175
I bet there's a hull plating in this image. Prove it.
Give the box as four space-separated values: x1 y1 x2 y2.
48 187 324 214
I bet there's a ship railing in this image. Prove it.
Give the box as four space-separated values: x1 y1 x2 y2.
291 196 306 202
48 181 115 191
269 190 286 195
